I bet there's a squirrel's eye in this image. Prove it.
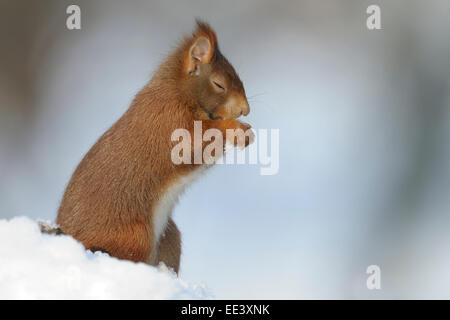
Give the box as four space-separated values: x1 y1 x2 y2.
212 81 225 91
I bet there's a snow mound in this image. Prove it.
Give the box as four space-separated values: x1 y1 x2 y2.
0 217 208 299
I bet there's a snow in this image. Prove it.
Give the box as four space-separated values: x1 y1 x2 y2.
0 217 208 299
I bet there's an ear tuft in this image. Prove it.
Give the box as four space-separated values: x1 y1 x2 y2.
184 20 218 75
193 19 218 48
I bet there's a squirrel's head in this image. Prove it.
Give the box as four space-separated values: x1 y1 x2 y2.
180 20 250 120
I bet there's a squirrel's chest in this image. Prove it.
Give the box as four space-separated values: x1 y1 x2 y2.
151 167 207 245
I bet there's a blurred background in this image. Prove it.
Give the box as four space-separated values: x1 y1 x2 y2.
1 0 450 299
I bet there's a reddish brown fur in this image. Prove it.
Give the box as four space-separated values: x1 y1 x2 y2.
57 20 252 273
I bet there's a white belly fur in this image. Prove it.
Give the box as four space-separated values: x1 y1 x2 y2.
151 167 207 256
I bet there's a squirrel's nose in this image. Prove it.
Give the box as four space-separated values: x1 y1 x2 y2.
241 100 250 116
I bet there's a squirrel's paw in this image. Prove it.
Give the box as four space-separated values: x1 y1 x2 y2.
226 121 255 149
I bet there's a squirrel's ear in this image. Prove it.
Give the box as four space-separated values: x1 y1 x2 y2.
185 20 217 75
191 37 212 63
186 36 213 75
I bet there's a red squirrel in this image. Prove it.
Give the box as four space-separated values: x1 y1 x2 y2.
56 20 253 273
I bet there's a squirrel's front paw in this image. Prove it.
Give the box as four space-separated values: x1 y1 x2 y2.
240 122 255 148
226 121 255 149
